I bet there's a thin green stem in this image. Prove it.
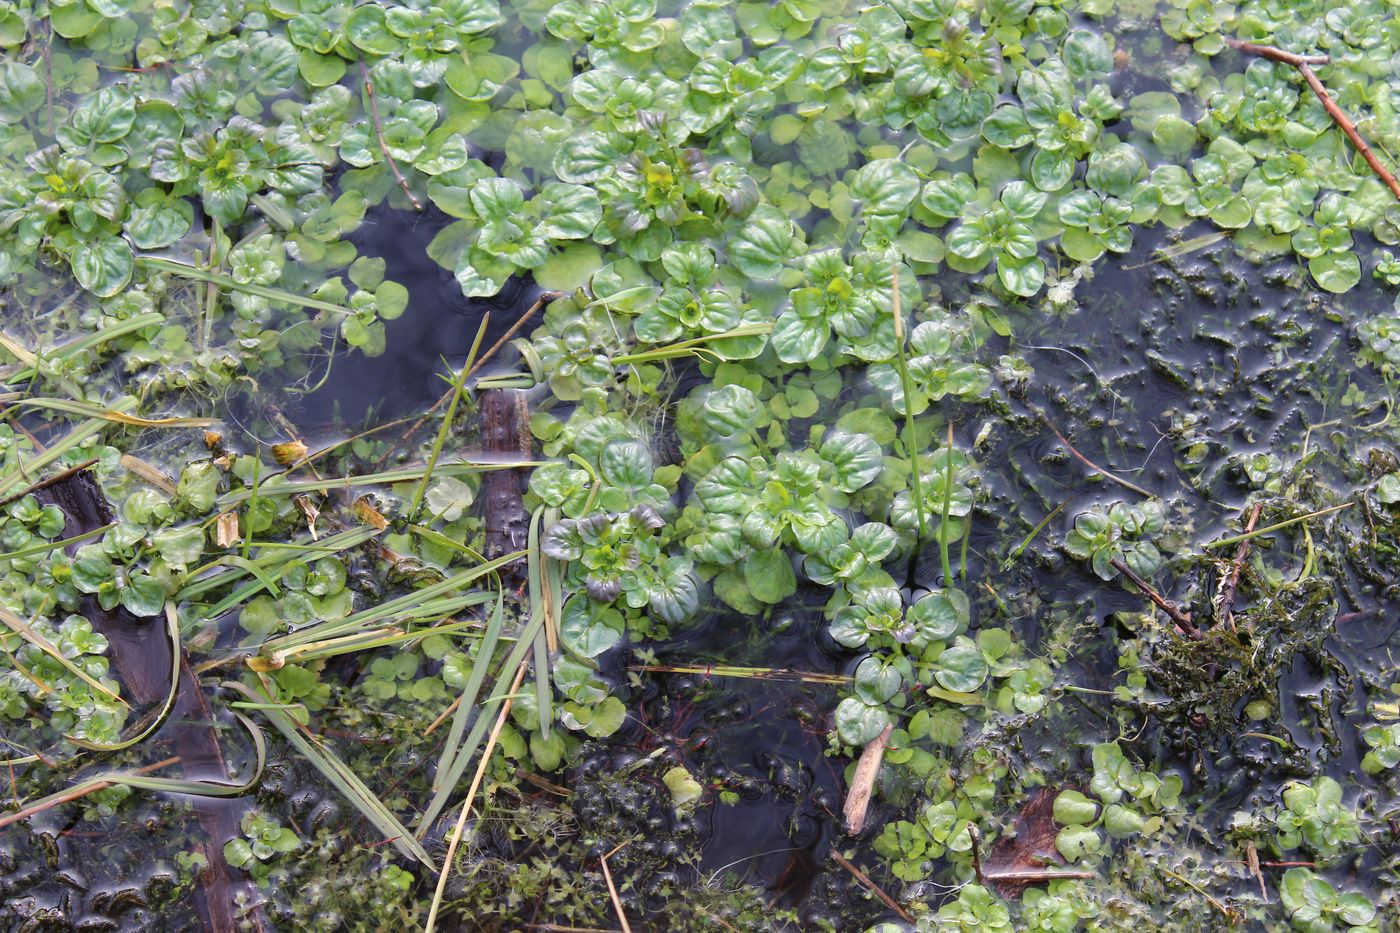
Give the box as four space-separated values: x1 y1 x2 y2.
1202 502 1353 550
940 421 954 584
410 318 488 518
137 257 355 317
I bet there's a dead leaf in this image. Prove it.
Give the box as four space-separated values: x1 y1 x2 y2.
294 495 320 541
271 439 308 466
215 511 241 548
354 496 389 530
983 789 1069 896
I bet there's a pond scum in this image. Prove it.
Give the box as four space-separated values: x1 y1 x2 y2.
0 0 1398 929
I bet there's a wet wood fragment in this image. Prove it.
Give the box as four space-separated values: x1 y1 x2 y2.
480 388 531 583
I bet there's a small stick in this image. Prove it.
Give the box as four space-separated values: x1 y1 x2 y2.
1034 407 1153 498
0 458 98 510
829 849 915 924
1216 503 1263 630
1247 843 1267 903
1109 557 1199 638
1226 39 1400 201
359 61 423 211
984 869 1097 883
467 291 562 381
843 723 893 834
600 841 633 933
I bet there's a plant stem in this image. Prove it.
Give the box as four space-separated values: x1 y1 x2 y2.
940 421 955 584
1216 502 1263 629
829 849 914 924
1034 405 1153 498
1109 557 1199 637
890 265 929 542
360 60 423 210
137 258 356 316
410 317 488 519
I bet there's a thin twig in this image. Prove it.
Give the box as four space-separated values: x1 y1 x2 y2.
1109 557 1199 638
0 458 98 510
968 824 985 885
600 841 633 933
1033 407 1153 497
359 60 423 210
0 756 180 829
1226 39 1400 200
467 291 562 381
1216 502 1263 630
829 849 915 924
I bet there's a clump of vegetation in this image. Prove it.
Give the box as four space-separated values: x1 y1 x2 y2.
0 0 1397 929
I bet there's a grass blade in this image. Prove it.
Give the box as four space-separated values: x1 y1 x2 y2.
0 604 128 709
12 398 215 428
409 317 489 519
417 602 543 833
137 257 357 317
432 592 504 795
226 680 435 869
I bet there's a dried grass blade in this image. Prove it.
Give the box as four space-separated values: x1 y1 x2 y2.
13 398 215 428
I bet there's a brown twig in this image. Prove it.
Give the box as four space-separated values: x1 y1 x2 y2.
600 841 633 933
0 458 98 510
1109 557 1200 638
359 60 423 211
829 849 915 923
1033 407 1153 498
1216 502 1263 630
1226 38 1400 201
0 756 179 829
968 824 985 885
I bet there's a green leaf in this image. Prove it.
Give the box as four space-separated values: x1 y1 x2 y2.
535 183 602 240
347 5 400 55
1308 252 1361 293
851 159 920 215
820 433 883 492
835 697 889 745
125 189 193 249
598 438 652 492
729 205 794 279
934 641 988 692
743 547 795 604
70 236 134 298
1053 790 1100 825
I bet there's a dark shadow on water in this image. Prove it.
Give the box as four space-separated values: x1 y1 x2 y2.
291 202 544 427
